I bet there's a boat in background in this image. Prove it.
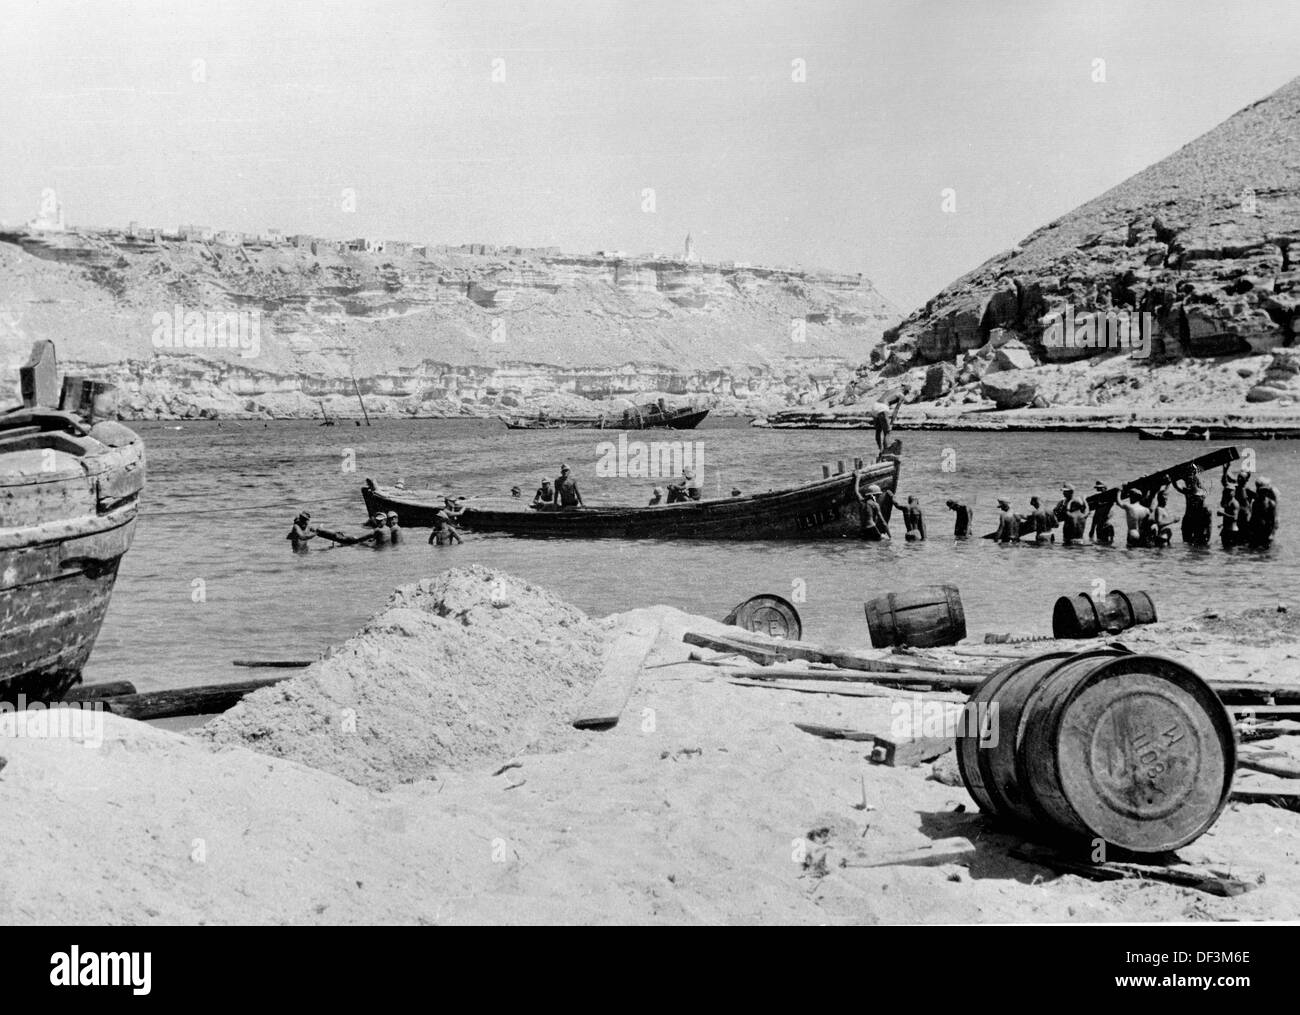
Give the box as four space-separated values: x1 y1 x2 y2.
1138 425 1300 441
0 341 146 701
503 398 709 430
362 453 901 539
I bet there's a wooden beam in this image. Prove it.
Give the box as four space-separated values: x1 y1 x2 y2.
683 630 987 676
572 623 660 729
99 676 292 720
59 681 137 701
1010 842 1255 897
794 722 952 766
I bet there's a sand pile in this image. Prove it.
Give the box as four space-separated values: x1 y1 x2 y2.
197 566 609 788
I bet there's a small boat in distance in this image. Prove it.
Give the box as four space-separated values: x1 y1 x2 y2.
1 341 146 701
1137 425 1300 441
362 454 901 539
503 398 709 430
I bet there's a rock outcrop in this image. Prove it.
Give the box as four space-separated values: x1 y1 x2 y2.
877 74 1300 375
0 232 899 419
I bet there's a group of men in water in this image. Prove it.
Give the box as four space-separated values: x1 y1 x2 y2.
851 463 1278 550
978 464 1277 549
286 498 466 552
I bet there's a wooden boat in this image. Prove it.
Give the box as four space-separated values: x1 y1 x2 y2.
503 400 709 431
0 342 146 701
1138 425 1300 441
361 456 902 539
1087 446 1240 509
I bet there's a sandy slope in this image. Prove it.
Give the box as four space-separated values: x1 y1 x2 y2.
1 580 1297 925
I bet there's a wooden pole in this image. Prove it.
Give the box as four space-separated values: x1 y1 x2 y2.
99 675 293 721
352 377 371 426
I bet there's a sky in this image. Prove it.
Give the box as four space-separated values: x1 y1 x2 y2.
2 0 1298 312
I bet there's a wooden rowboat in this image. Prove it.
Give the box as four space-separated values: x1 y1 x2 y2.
1 342 145 701
503 400 709 431
361 456 902 539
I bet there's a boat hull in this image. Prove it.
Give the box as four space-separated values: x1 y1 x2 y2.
362 458 902 539
504 408 710 430
0 416 145 700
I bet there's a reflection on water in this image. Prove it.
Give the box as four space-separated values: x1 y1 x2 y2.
88 418 1297 690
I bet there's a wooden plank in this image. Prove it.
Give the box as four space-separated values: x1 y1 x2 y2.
793 722 952 766
1010 843 1255 897
722 664 986 693
99 676 293 720
727 677 966 702
232 659 314 668
59 680 137 701
1230 787 1300 811
572 623 660 729
20 340 58 408
683 629 983 676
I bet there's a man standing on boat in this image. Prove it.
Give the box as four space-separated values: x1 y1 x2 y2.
554 464 584 508
872 394 903 452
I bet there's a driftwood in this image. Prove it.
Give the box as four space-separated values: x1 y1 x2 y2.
58 681 137 701
721 664 985 693
726 677 965 702
683 630 988 677
99 676 292 720
793 722 951 767
572 623 660 729
1010 842 1256 898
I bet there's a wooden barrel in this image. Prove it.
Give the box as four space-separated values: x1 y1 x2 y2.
723 595 802 641
957 648 1235 854
864 584 966 648
1052 590 1157 638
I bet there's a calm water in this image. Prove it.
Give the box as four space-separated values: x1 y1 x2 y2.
86 417 1300 691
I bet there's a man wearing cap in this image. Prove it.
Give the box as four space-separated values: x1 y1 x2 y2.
554 464 583 508
1052 485 1076 525
994 498 1019 543
1246 477 1278 548
367 512 390 546
286 511 316 553
385 511 402 545
533 479 556 508
1088 481 1115 545
856 483 890 541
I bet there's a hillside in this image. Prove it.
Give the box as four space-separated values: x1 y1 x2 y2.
779 73 1300 423
0 231 899 419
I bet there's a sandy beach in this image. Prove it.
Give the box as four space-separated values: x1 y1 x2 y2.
2 566 1296 925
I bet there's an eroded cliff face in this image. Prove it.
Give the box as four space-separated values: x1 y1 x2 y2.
861 75 1300 408
0 231 899 419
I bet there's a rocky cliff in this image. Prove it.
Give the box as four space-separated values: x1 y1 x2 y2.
821 74 1300 418
0 230 899 419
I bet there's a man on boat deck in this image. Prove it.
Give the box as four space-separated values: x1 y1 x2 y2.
667 468 702 503
994 498 1019 543
858 484 890 541
945 499 972 538
287 511 316 553
1089 481 1115 545
554 464 584 508
871 395 903 452
901 496 926 541
534 479 556 507
648 487 664 505
385 511 401 544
